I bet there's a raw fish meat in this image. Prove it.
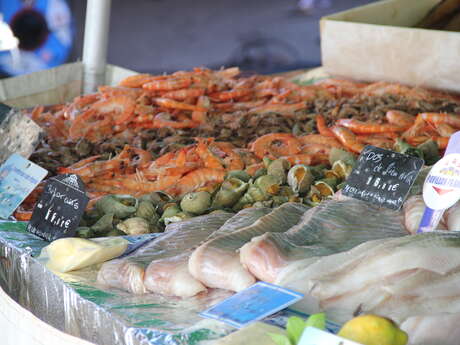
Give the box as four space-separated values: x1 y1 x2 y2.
403 195 448 233
97 211 234 293
401 313 460 345
283 232 460 325
240 199 406 284
143 207 272 297
189 202 309 292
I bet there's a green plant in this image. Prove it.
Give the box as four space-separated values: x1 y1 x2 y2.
268 313 326 345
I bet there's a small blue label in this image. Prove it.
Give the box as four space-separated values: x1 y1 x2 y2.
200 281 304 328
0 154 47 219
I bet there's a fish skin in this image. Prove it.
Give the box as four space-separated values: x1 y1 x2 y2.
189 202 310 292
143 207 272 297
97 212 234 293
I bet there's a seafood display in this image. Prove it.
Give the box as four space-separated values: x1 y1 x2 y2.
11 66 460 345
19 67 460 222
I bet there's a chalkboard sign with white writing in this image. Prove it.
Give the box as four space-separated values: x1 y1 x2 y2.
342 145 424 210
27 174 89 241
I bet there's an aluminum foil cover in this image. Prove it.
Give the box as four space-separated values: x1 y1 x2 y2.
0 104 43 164
0 221 329 345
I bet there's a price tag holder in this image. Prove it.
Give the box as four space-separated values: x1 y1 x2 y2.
200 281 304 329
342 145 424 210
27 174 89 241
0 103 44 164
0 154 48 219
298 327 362 345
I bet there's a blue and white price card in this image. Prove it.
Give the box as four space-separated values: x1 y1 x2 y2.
200 281 304 328
299 327 362 345
0 154 47 219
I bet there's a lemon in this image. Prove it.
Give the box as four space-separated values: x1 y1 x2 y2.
338 314 408 345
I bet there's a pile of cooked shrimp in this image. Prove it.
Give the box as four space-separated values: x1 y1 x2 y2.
16 67 460 220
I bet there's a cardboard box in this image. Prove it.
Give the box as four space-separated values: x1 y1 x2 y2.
320 0 460 92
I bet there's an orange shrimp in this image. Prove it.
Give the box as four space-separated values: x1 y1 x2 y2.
130 147 152 167
30 105 45 122
118 74 165 88
356 135 394 149
209 88 253 101
316 114 335 137
195 138 225 170
419 112 460 128
151 112 198 129
402 114 426 140
90 95 136 125
155 98 206 112
300 143 332 155
112 174 180 193
211 141 245 170
331 126 365 153
57 155 102 174
68 109 99 140
434 122 457 137
297 134 342 148
385 110 415 128
143 77 192 91
162 88 205 100
245 163 265 176
250 133 301 159
215 67 241 79
435 136 449 149
281 154 315 166
336 119 405 134
176 168 225 195
249 102 306 116
191 96 210 124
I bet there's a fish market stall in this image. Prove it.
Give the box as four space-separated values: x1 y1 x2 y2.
4 0 460 345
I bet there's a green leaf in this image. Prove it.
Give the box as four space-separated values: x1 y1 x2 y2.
304 313 326 331
286 316 306 344
267 332 292 345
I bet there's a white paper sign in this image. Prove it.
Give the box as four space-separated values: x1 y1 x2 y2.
298 327 362 345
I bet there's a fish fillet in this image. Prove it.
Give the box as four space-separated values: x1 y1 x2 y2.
97 211 234 293
189 202 309 292
143 207 272 297
287 232 460 324
401 313 460 345
240 199 406 285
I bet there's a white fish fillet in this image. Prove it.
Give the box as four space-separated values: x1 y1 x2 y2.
97 212 234 293
286 232 460 324
401 313 460 345
240 199 406 286
143 207 272 297
189 203 309 292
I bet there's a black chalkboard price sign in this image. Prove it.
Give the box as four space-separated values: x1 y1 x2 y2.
342 145 424 210
27 174 89 241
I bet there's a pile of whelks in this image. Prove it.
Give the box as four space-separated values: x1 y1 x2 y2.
15 67 460 235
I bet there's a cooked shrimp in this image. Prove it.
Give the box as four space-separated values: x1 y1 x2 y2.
118 74 166 88
419 112 460 128
297 134 342 148
245 163 265 176
434 122 457 137
176 168 226 195
191 96 210 124
331 126 365 153
113 175 179 193
155 98 206 112
336 119 405 134
211 141 245 170
281 154 315 166
210 88 253 101
385 110 415 128
57 155 102 173
151 112 198 129
162 88 205 101
316 114 335 137
250 133 301 159
435 136 449 149
357 135 394 149
91 95 136 125
195 138 224 170
300 143 332 155
143 77 192 91
249 102 306 116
